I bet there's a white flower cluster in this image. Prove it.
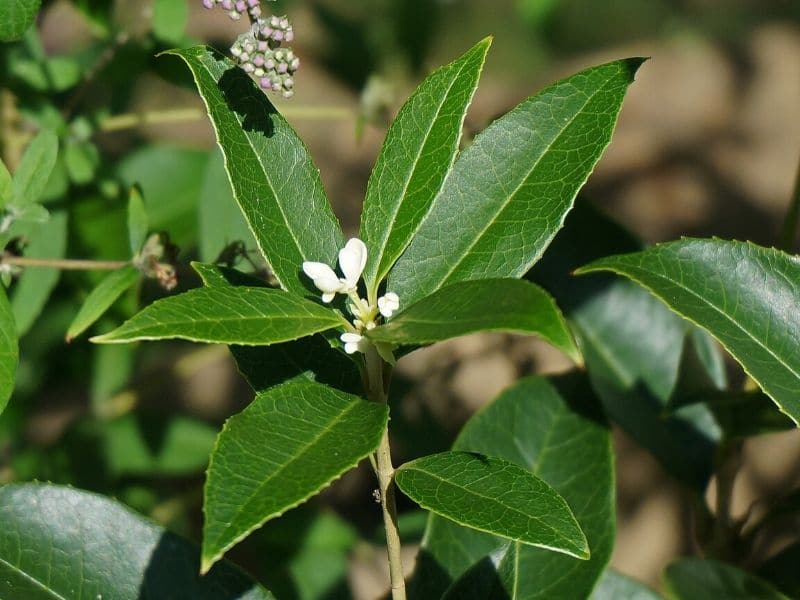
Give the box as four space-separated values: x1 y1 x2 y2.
303 239 400 356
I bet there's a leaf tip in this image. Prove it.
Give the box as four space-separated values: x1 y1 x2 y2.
199 555 217 576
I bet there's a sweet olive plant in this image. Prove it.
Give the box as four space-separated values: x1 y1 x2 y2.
1 2 800 600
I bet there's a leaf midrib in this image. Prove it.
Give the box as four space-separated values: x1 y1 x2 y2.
432 69 623 292
370 49 479 286
403 464 580 550
0 555 69 600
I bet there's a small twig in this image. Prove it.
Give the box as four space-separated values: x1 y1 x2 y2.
779 152 800 252
1 254 129 271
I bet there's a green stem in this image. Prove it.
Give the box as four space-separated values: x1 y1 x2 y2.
779 153 800 251
365 345 406 600
0 254 129 271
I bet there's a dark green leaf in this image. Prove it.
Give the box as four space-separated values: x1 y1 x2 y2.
0 0 41 41
396 450 589 559
758 542 800 598
202 380 388 572
152 0 188 44
92 286 347 345
165 47 344 297
0 482 275 599
0 286 17 415
701 390 794 440
359 38 490 294
66 266 139 341
529 203 721 489
10 129 58 209
367 278 579 362
389 58 644 306
578 239 800 425
664 558 789 600
127 184 149 256
11 211 68 336
590 569 662 599
412 374 613 599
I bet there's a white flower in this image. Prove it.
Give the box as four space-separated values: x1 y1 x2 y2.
302 238 367 303
340 332 368 354
378 292 400 318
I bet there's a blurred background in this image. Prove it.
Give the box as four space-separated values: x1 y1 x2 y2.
1 0 799 597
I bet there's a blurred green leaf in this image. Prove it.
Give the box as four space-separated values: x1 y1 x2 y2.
64 139 99 184
359 38 490 293
0 0 41 42
389 58 644 306
397 451 588 559
412 375 613 599
664 558 789 600
578 239 800 425
93 286 347 345
0 160 11 207
165 46 344 297
152 0 188 44
198 148 254 263
10 211 68 336
103 413 216 476
0 483 275 598
0 286 17 415
367 278 579 363
202 380 388 572
90 341 135 415
590 569 662 599
66 266 139 341
127 184 149 256
10 129 58 209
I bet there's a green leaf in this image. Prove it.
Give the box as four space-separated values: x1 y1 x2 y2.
0 482 275 599
127 184 149 256
701 390 795 440
367 278 579 362
202 380 388 572
152 0 188 44
590 569 662 600
0 160 11 206
396 450 589 559
10 129 58 209
92 286 347 345
10 211 68 336
66 266 139 341
0 0 41 41
0 286 17 415
164 46 344 297
577 239 800 425
663 558 789 600
63 139 99 184
411 374 613 599
389 58 644 306
198 148 254 263
529 203 721 489
359 38 491 294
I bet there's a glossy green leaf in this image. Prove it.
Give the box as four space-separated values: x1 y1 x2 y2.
152 0 188 43
165 46 344 297
202 380 388 572
0 482 275 599
0 0 41 41
664 558 789 600
66 266 139 341
10 129 58 209
11 211 68 336
389 58 644 306
93 286 347 345
396 451 589 559
590 569 662 600
359 38 490 294
367 278 579 362
578 239 800 425
0 286 17 415
198 148 254 263
411 374 613 599
127 184 149 255
529 203 722 489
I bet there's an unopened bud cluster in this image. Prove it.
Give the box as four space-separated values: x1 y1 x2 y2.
201 1 299 98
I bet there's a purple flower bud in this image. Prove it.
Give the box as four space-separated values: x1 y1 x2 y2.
252 54 265 66
221 0 232 9
235 0 246 12
247 0 259 6
277 62 288 74
284 30 294 42
243 62 255 73
270 15 280 27
261 26 273 38
202 0 214 9
239 51 250 62
265 58 275 69
272 30 284 41
260 77 271 89
249 5 261 18
257 40 268 52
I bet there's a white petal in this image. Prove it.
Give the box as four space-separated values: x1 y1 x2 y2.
313 276 344 294
344 342 359 354
340 332 362 343
378 292 400 318
321 292 336 303
338 238 367 288
302 261 337 281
